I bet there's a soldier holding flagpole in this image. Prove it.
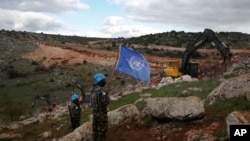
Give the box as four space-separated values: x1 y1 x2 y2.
91 73 109 141
91 45 150 141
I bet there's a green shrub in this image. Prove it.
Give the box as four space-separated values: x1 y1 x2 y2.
7 69 20 78
74 63 81 66
31 61 39 65
7 69 27 78
1 101 28 122
34 66 47 72
83 60 87 65
49 64 57 70
120 80 125 85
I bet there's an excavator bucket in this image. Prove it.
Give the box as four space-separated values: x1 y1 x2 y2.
164 61 182 77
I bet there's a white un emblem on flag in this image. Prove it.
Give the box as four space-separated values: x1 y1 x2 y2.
129 56 145 70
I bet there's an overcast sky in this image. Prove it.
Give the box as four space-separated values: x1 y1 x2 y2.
0 0 250 38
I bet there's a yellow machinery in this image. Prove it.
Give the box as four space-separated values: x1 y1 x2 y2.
164 61 182 77
163 28 231 78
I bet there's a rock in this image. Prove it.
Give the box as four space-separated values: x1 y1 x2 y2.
0 133 22 140
89 104 140 126
7 104 69 130
8 117 39 129
107 104 140 125
206 73 250 105
21 117 39 126
59 122 92 141
157 83 165 89
160 76 174 83
37 113 48 122
181 75 193 82
62 104 140 140
223 71 233 78
226 111 250 136
157 75 198 89
146 96 205 120
109 95 119 101
231 62 245 72
122 90 133 96
40 131 52 138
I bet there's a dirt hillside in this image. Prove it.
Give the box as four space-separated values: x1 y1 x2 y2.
23 41 250 77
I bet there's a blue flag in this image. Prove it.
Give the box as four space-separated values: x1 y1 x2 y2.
115 45 150 83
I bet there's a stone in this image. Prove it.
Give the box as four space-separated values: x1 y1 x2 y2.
146 96 205 120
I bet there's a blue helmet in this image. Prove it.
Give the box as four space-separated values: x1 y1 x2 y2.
94 73 105 84
71 93 79 101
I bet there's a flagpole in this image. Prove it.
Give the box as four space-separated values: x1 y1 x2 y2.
107 45 121 94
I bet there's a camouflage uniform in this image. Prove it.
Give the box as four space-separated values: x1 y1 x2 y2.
91 85 109 141
68 101 81 130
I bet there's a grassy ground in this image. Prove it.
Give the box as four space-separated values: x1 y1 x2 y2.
1 74 250 140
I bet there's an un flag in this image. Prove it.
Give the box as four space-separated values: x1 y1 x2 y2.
115 45 150 83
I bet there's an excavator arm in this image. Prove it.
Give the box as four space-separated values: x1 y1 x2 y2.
179 28 232 75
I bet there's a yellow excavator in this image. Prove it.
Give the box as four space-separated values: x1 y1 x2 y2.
164 28 232 77
164 61 182 77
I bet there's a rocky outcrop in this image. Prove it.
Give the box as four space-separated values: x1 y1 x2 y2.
145 96 205 120
206 73 250 105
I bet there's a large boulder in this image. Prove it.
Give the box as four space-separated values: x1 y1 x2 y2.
145 96 205 120
89 104 140 125
108 104 140 125
206 73 250 105
59 122 92 141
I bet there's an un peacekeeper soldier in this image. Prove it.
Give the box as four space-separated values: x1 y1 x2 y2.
69 93 82 130
91 73 110 141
